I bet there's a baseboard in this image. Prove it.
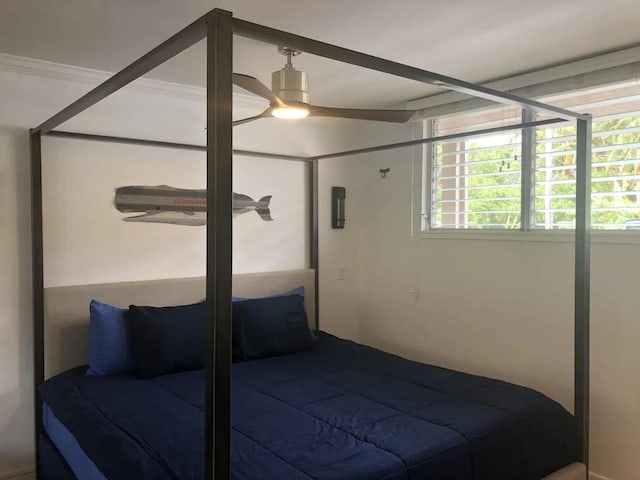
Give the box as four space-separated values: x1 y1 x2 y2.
0 471 35 480
0 469 614 480
590 472 613 480
3 468 610 480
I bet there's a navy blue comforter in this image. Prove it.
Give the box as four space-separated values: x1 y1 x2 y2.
40 332 577 480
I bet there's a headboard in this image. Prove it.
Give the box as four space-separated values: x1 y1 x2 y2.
43 269 316 378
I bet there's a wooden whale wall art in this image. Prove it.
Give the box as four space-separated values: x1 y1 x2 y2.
114 185 273 226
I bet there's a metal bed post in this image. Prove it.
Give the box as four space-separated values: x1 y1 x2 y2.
310 159 320 330
520 109 536 231
575 116 592 467
205 9 234 480
30 130 44 477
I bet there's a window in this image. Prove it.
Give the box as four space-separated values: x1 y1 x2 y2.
425 81 640 232
429 107 522 229
534 82 640 230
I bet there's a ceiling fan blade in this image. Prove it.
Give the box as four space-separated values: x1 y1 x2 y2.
233 73 283 106
233 107 273 127
308 105 416 123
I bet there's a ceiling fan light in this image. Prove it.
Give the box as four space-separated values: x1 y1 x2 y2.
271 106 309 120
272 67 310 104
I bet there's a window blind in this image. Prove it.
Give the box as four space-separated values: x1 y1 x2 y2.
535 81 640 229
430 107 522 229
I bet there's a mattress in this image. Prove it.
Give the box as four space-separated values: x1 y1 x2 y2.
38 434 78 480
39 331 578 480
43 402 105 479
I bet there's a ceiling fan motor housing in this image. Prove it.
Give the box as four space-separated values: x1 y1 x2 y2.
272 64 309 104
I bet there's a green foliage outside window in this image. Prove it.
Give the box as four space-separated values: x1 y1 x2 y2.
433 115 640 230
465 135 521 229
534 115 640 229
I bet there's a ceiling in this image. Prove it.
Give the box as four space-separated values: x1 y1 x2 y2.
2 0 640 108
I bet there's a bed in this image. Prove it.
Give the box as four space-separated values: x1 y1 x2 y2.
38 269 585 480
31 8 593 478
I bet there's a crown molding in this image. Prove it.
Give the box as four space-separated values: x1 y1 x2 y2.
0 53 265 109
407 44 640 112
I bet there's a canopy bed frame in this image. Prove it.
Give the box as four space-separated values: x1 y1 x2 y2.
30 8 593 479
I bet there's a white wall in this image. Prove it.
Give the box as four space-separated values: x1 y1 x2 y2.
0 54 358 477
0 129 33 478
41 138 309 286
318 122 640 480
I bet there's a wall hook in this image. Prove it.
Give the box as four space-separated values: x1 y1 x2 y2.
379 168 390 179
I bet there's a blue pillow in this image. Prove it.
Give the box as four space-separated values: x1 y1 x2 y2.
231 287 305 360
231 286 315 354
126 302 207 378
232 286 305 302
86 300 136 376
85 287 308 375
233 294 314 360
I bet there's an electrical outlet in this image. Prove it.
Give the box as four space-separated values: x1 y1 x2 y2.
408 288 420 301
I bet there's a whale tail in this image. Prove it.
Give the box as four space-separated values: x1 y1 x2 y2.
255 196 273 221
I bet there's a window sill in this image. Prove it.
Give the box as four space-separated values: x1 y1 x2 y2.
418 229 640 245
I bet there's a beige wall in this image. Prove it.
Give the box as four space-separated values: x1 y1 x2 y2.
0 130 33 478
318 124 637 480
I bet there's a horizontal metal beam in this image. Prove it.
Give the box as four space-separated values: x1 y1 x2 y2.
47 130 207 152
411 61 640 121
33 15 208 135
232 18 588 122
311 117 567 160
45 130 310 162
46 118 565 165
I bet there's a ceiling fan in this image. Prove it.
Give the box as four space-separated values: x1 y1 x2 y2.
232 47 417 126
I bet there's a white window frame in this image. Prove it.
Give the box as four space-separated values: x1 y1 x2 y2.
410 47 640 245
415 123 640 245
